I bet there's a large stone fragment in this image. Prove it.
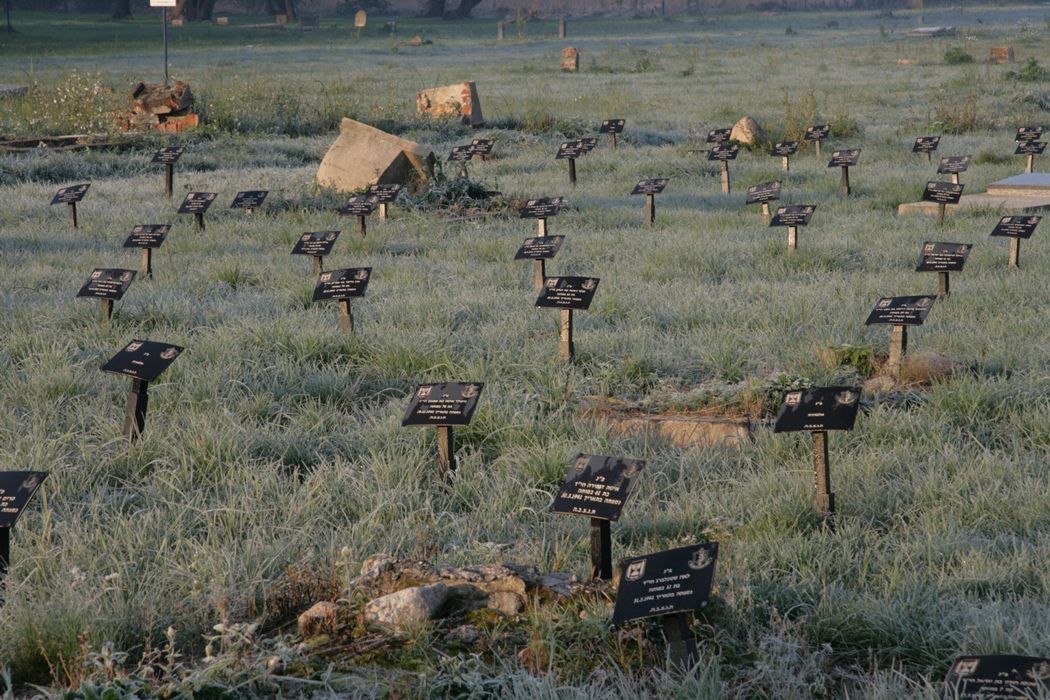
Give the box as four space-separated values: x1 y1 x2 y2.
297 601 341 637
561 47 579 72
316 117 434 193
730 116 763 145
989 46 1015 64
416 82 484 127
364 583 448 630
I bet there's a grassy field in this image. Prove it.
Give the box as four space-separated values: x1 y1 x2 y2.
2 5 1050 697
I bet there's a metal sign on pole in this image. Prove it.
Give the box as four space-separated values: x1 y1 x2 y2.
150 0 176 85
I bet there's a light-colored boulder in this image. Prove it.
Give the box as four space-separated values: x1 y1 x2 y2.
364 583 448 630
561 47 579 72
730 116 764 145
416 82 484 127
354 10 367 28
316 118 434 193
297 601 341 637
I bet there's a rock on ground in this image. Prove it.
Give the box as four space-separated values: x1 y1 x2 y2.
364 583 448 630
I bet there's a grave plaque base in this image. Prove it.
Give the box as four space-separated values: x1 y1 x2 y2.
101 299 113 322
841 166 851 196
645 193 655 227
0 526 8 581
67 202 78 230
123 378 149 442
533 259 545 292
559 308 574 362
164 163 174 198
538 218 548 237
496 20 504 40
720 160 730 194
951 172 960 186
590 518 612 580
141 248 153 279
1009 237 1021 268
662 613 699 669
938 270 950 298
568 158 577 186
787 226 798 252
782 155 790 172
611 132 618 149
887 325 908 376
313 255 324 275
437 425 456 475
338 299 354 332
924 151 932 164
812 430 835 525
761 202 771 225
378 202 388 219
356 215 367 237
1027 154 1035 174
815 140 821 160
559 19 566 38
937 202 946 226
194 212 204 232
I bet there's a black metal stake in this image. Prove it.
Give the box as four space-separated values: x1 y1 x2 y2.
568 158 577 186
812 430 835 527
589 518 612 580
840 166 851 196
644 193 655 227
123 378 149 442
662 613 699 669
559 308 574 362
194 212 204 231
437 425 456 475
938 271 950 299
0 526 9 584
925 151 931 164
164 163 174 198
67 202 78 230
338 299 353 332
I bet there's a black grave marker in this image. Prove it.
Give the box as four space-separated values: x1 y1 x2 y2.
769 204 816 252
922 180 965 225
101 339 184 441
1015 126 1043 142
520 196 564 237
1015 140 1046 173
77 268 136 321
600 118 625 148
292 230 340 274
705 128 731 144
556 140 585 186
178 192 217 231
469 138 494 157
51 183 89 229
0 471 48 583
913 135 940 163
937 155 971 185
827 149 860 195
865 295 936 376
772 141 799 171
339 195 378 236
516 235 565 290
230 190 268 212
631 178 670 227
313 267 370 331
916 241 972 298
401 382 484 475
991 215 1041 269
746 180 781 223
449 144 474 176
123 224 170 278
708 143 739 194
774 386 861 523
612 543 719 669
369 183 402 219
805 124 831 159
535 276 599 362
551 454 646 580
151 147 184 198
944 655 1050 699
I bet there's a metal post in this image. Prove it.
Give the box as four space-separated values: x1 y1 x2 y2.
812 430 835 525
437 425 455 475
887 325 908 376
1009 238 1021 269
644 193 655 227
0 526 9 583
568 158 576 186
101 299 113 322
164 163 173 198
559 308 574 362
925 151 931 164
841 166 851 196
338 299 353 332
67 202 78 230
356 215 367 237
662 613 699 669
312 255 323 275
141 248 153 279
589 518 612 580
194 212 204 231
123 378 149 442
937 202 945 227
720 160 730 194
533 259 545 292
761 201 770 225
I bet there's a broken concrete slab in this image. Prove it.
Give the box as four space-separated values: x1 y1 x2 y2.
316 117 434 193
898 173 1050 216
416 82 484 127
561 47 579 72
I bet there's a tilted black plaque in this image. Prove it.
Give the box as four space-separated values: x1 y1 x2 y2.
708 143 739 161
991 215 1041 239
469 138 494 156
550 454 645 521
401 382 483 426
771 141 799 156
520 197 564 219
1016 126 1043 142
631 178 669 195
178 192 216 214
805 124 830 141
292 230 340 257
945 656 1050 699
0 472 48 527
449 145 474 162
611 543 719 625
123 224 171 249
535 276 599 310
1015 141 1047 155
769 205 816 227
916 242 972 272
556 140 585 159
865 296 936 325
151 147 184 164
922 181 964 204
230 190 268 209
369 184 402 202
101 339 183 382
937 155 971 174
515 235 564 260
578 136 599 153
312 267 371 301
600 119 625 134
913 136 940 153
77 268 136 300
827 149 860 167
705 128 731 144
773 387 861 433
746 180 781 204
339 195 378 217
50 184 90 205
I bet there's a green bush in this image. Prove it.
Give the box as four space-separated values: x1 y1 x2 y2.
944 47 974 65
1006 58 1049 82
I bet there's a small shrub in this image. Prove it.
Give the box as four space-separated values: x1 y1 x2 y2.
1006 58 1049 82
944 47 974 65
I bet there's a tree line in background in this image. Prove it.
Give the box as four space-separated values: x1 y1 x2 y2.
12 0 483 20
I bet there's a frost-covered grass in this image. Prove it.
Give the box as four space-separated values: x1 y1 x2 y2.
2 6 1050 698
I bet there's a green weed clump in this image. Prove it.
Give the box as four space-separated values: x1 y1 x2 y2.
1006 58 1049 82
943 47 975 65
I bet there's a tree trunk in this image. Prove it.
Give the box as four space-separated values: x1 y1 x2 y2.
171 0 189 21
283 0 297 21
449 0 482 17
111 0 132 19
421 0 445 18
198 0 215 21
